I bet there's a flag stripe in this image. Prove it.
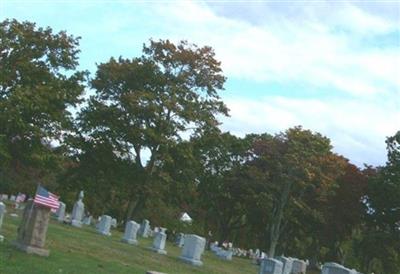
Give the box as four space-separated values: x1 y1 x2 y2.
34 199 58 207
34 198 59 206
33 186 60 210
34 197 59 206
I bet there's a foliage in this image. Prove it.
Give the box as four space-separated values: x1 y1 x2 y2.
249 127 346 257
0 19 86 193
74 39 228 220
192 130 255 244
355 131 400 273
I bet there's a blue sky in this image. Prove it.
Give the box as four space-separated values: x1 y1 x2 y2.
2 0 400 167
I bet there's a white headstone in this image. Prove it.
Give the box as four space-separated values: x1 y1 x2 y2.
291 258 307 274
175 233 185 247
10 195 16 202
321 262 358 274
217 249 233 261
56 202 66 223
179 234 206 266
97 215 112 236
259 258 283 274
138 219 150 238
71 191 84 227
277 256 293 274
0 202 5 242
83 215 92 225
150 231 167 254
111 218 117 228
122 220 140 245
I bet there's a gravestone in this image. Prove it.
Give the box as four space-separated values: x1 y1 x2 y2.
210 242 218 252
291 258 307 274
56 202 66 223
217 249 233 261
122 220 140 245
179 234 206 266
175 233 185 247
277 256 293 274
71 190 84 228
321 262 358 274
83 215 92 225
13 200 51 256
253 248 261 264
0 202 5 242
150 231 167 254
111 218 117 228
97 215 112 236
138 219 150 238
259 258 283 274
10 195 16 202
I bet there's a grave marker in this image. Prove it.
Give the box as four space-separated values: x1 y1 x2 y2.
179 234 206 266
71 191 84 228
150 231 167 254
13 200 51 256
122 220 140 245
97 215 112 236
259 258 283 274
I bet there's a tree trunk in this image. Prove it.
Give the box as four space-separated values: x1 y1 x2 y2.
125 199 136 222
218 223 231 247
130 194 147 219
267 180 291 257
268 236 278 258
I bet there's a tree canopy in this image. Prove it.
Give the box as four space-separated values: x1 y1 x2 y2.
0 19 86 194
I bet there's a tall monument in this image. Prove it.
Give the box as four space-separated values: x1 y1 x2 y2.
71 190 84 228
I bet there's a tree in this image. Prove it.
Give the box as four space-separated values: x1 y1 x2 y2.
76 39 228 220
320 162 367 264
0 19 86 193
249 127 345 257
192 130 254 244
356 131 400 273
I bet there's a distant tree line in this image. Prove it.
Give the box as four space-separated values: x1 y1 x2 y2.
0 19 399 273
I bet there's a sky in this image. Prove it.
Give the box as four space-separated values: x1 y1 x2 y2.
2 0 400 167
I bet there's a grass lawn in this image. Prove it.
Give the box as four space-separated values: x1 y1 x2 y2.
0 205 320 274
0 206 260 274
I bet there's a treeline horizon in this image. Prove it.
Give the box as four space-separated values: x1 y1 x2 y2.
0 19 399 273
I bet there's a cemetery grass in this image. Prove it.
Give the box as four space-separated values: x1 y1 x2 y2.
0 210 260 274
0 209 320 274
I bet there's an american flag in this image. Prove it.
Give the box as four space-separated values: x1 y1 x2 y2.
33 186 60 211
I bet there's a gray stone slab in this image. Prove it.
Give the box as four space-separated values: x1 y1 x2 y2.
179 234 206 266
122 220 140 245
13 201 51 257
259 258 283 274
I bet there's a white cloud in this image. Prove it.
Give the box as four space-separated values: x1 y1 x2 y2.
151 1 399 97
146 1 399 165
221 96 400 166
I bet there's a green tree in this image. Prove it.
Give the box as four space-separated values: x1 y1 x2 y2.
356 131 400 273
320 162 367 264
250 127 345 257
77 39 228 220
192 130 254 244
0 19 86 193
